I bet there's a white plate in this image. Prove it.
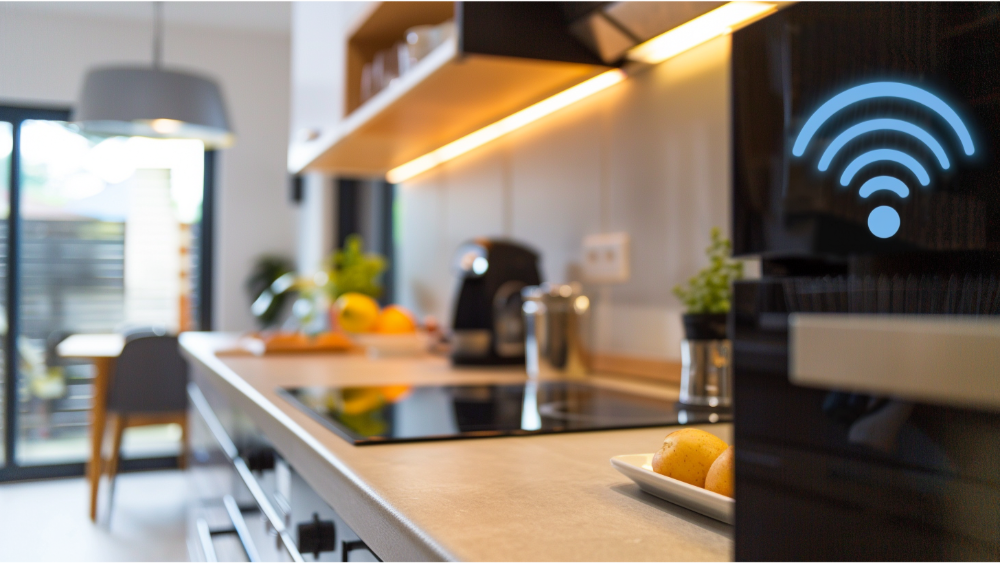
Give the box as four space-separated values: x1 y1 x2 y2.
350 332 431 358
611 453 734 524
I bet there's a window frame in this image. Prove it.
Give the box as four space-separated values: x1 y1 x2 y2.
0 105 215 482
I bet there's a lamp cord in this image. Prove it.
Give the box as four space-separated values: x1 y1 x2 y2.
153 1 163 68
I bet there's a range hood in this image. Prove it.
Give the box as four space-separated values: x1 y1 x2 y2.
566 2 727 63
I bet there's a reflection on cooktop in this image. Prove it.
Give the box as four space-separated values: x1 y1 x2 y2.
279 381 730 445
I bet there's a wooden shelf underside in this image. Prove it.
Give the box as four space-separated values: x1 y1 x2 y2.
291 38 608 177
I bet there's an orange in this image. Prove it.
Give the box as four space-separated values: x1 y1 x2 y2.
373 305 417 334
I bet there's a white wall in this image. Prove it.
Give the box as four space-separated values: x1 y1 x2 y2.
0 4 295 331
396 37 734 361
289 2 370 275
290 1 369 146
296 173 334 274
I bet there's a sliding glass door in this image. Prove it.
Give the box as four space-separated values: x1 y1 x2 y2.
0 120 11 469
0 106 213 480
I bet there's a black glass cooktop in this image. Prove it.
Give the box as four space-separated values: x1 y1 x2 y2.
279 381 729 445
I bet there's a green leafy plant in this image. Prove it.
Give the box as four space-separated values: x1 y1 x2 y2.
673 227 743 314
324 234 387 299
246 255 294 327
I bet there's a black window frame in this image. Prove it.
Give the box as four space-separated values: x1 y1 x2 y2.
336 177 395 305
0 105 215 482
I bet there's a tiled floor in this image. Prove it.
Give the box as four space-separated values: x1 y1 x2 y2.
0 470 189 562
17 425 183 466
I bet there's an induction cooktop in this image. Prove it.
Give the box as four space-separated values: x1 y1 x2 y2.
279 381 730 445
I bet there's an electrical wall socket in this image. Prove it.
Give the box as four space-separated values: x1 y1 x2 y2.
582 232 630 284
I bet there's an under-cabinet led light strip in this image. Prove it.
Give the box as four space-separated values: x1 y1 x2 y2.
627 2 778 64
386 69 627 184
386 2 778 184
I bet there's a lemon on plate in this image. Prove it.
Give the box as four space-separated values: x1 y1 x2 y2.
705 445 734 498
651 428 729 488
335 292 380 333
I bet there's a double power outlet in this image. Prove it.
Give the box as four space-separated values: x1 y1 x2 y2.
582 232 630 284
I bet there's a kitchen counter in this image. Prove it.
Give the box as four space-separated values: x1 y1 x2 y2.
179 332 733 562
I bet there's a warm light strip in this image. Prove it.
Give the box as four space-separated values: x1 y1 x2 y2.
386 69 627 184
627 2 777 65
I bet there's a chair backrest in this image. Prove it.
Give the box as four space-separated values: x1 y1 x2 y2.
107 335 188 414
121 325 169 343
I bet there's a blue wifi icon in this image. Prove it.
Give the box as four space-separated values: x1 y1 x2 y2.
792 82 975 239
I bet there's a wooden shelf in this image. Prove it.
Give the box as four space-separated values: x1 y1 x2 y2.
345 1 455 115
290 38 606 177
288 2 609 178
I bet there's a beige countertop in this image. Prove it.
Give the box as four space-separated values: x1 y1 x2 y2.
179 332 733 562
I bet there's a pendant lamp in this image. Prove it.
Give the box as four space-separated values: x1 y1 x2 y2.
75 3 235 148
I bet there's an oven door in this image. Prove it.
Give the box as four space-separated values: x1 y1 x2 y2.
733 283 1000 561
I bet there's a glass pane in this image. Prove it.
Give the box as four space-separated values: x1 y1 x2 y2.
16 121 203 465
0 122 10 467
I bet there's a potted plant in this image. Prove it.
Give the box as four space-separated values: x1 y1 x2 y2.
323 234 387 332
673 227 743 340
246 255 294 328
672 228 743 407
323 234 386 300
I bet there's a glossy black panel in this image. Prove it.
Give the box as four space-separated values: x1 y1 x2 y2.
732 281 1000 560
733 2 1000 258
281 381 729 445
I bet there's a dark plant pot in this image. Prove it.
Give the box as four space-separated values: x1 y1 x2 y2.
682 313 728 340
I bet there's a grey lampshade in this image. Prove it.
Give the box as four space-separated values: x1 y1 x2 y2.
75 66 235 148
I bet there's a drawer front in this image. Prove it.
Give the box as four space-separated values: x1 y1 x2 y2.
187 379 379 562
187 382 301 562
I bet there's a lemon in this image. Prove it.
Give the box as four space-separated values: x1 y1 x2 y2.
651 428 729 488
705 446 735 498
373 305 417 334
335 293 380 333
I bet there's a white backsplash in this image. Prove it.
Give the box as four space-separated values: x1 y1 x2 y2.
396 35 735 360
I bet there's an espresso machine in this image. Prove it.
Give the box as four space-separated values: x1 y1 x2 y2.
450 239 542 365
731 4 1000 560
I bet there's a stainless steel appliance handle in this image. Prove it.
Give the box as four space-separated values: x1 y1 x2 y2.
188 384 305 562
223 495 261 562
196 498 264 563
188 383 239 458
196 518 218 563
790 314 1000 410
233 458 303 562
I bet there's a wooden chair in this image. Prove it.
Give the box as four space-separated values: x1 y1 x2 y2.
101 333 189 512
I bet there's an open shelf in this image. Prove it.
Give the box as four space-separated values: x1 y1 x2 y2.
288 2 609 178
290 37 607 177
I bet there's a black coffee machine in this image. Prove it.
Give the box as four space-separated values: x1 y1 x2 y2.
450 239 541 366
732 4 1000 560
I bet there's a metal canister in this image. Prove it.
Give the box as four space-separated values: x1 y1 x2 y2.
522 283 591 379
679 339 732 407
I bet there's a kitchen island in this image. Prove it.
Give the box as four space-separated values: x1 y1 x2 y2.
179 332 733 562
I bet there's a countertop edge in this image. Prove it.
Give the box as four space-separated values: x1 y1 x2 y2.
179 333 459 562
